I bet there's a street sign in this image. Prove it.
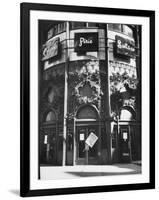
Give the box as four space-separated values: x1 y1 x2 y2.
85 132 98 148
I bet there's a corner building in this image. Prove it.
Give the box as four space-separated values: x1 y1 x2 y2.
39 21 141 166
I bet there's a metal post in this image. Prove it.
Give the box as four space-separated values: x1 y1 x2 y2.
105 24 111 163
105 24 111 118
73 117 76 165
62 22 70 166
117 115 120 162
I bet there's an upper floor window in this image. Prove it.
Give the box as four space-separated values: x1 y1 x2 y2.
108 24 134 38
108 24 122 32
79 84 93 98
87 23 98 28
122 25 133 37
70 22 101 29
47 22 66 40
70 22 87 29
45 111 56 122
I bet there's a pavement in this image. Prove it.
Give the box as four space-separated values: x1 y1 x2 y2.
40 163 141 180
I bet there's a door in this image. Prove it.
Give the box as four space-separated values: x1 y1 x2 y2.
76 126 99 165
40 126 57 165
119 126 131 163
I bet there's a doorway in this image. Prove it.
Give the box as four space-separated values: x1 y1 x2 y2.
119 126 132 163
76 125 99 165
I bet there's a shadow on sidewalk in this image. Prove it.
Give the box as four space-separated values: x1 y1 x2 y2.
66 171 141 177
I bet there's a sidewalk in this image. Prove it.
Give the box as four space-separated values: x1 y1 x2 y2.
40 163 141 180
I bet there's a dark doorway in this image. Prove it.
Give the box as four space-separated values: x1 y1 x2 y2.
76 125 99 165
119 126 132 163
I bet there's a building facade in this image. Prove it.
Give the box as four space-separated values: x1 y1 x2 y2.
39 21 141 166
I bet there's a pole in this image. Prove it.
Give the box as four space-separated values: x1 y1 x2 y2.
73 117 76 165
105 24 111 118
105 24 111 163
62 22 70 166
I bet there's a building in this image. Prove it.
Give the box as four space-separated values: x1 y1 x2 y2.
39 21 141 166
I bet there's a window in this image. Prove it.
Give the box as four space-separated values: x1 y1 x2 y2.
108 24 134 38
48 28 54 40
79 84 93 98
70 22 86 29
48 88 55 103
120 109 133 120
76 106 98 119
87 23 98 27
47 23 66 39
54 25 58 36
122 25 133 37
45 111 56 122
57 23 66 34
108 24 122 32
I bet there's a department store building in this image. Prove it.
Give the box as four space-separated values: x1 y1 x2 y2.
39 21 141 166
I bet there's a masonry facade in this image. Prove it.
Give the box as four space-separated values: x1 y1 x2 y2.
39 21 141 166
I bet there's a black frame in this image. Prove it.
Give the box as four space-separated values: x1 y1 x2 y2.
20 2 155 197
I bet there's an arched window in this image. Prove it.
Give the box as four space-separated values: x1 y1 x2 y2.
76 105 98 119
45 111 56 122
120 108 136 120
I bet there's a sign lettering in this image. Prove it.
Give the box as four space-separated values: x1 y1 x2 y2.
42 37 59 61
115 35 135 58
75 32 98 53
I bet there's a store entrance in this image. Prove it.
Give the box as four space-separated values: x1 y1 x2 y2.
119 126 131 163
76 125 99 165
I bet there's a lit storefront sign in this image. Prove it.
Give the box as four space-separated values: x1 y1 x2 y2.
74 32 98 53
42 37 59 61
115 35 135 58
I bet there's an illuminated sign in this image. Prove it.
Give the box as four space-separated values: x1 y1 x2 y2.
74 32 98 53
115 35 135 58
42 37 59 61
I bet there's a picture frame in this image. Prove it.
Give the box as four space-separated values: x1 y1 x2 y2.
20 2 155 197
